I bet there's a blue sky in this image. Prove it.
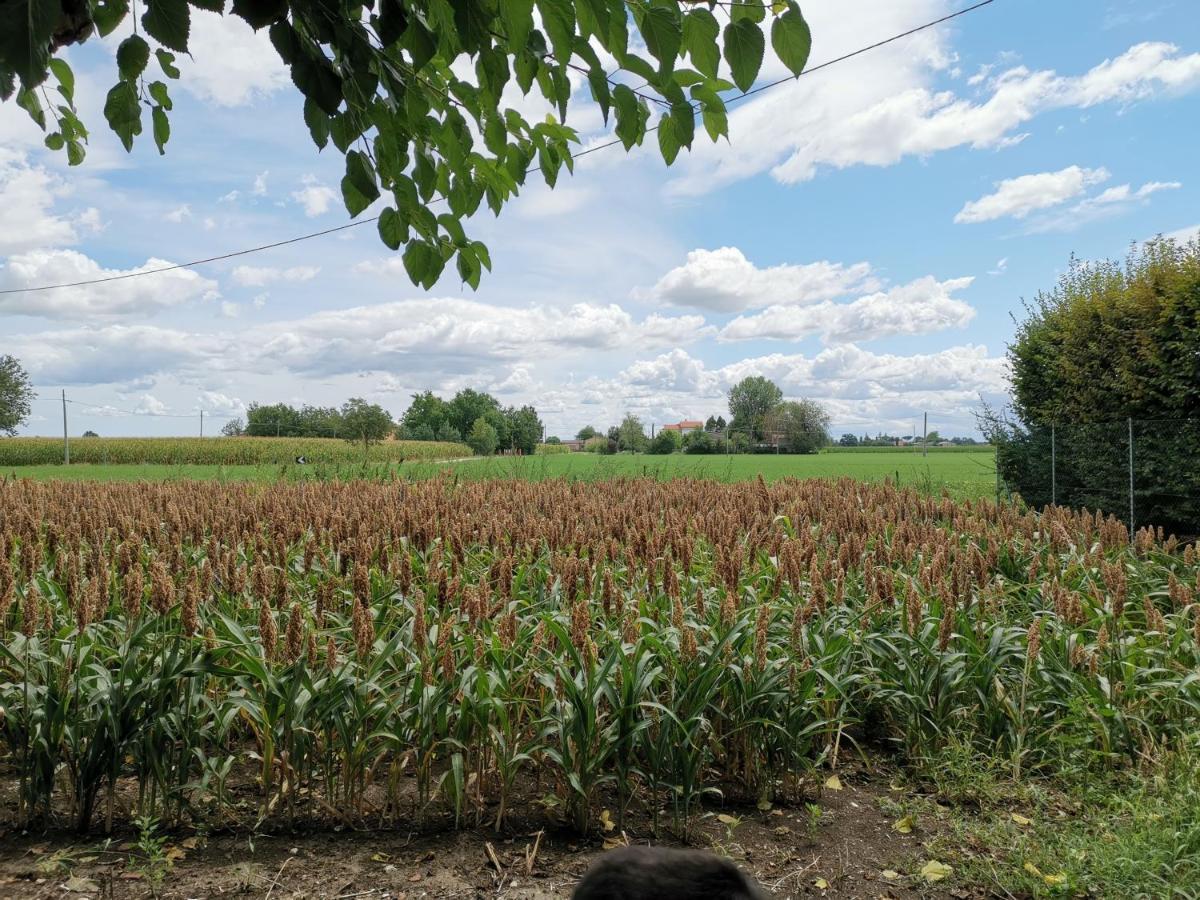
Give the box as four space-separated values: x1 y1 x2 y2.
2 0 1198 440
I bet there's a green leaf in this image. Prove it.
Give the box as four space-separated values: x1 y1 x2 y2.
16 87 46 130
48 58 75 103
612 84 645 150
657 111 681 165
148 80 172 110
44 132 66 151
0 0 58 86
376 0 408 46
92 0 130 38
117 35 151 82
103 81 143 151
303 97 330 150
724 19 765 93
586 68 611 124
152 105 170 154
771 4 811 78
456 247 482 290
155 48 181 78
342 150 381 217
377 207 408 250
142 0 192 53
405 19 436 71
730 0 766 24
499 0 535 51
403 240 444 289
536 0 575 62
66 140 86 165
231 0 288 30
681 9 719 78
289 54 343 115
637 5 682 71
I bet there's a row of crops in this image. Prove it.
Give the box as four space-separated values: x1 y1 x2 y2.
0 477 1197 835
0 436 469 466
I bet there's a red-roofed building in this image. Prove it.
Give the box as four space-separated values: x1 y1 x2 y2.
661 419 704 434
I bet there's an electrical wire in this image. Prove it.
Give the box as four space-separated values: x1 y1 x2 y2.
0 0 996 297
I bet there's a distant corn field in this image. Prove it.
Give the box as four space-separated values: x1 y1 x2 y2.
0 436 469 466
0 476 1197 835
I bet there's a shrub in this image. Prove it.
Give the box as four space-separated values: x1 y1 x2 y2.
991 238 1200 534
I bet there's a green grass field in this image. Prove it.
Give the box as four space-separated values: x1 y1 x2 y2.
2 448 999 498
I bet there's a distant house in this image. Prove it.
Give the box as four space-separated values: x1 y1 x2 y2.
560 439 586 452
661 419 704 434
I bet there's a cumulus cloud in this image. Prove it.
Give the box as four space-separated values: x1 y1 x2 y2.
164 204 193 223
0 152 95 254
245 299 715 378
954 165 1110 223
666 32 1200 196
291 176 338 217
0 250 219 320
175 11 290 106
231 265 321 287
594 343 1008 434
719 276 976 343
637 246 879 312
196 391 246 417
10 324 225 384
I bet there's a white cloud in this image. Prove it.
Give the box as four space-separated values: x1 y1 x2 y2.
954 165 1110 223
1158 223 1199 244
353 258 408 278
667 36 1200 196
164 204 193 223
0 250 219 320
1028 180 1181 233
231 265 321 287
637 246 879 312
196 391 245 417
253 171 269 196
0 152 90 254
719 276 976 343
176 11 290 106
132 395 169 416
291 176 338 217
220 301 241 318
10 324 225 384
988 257 1008 276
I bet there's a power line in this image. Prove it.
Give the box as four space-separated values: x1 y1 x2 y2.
0 0 996 297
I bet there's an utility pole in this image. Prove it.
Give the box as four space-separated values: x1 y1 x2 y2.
200 410 204 437
62 390 70 465
922 411 928 458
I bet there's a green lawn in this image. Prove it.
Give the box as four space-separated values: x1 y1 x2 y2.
3 449 999 499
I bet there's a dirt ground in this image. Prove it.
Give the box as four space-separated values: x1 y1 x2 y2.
0 768 964 900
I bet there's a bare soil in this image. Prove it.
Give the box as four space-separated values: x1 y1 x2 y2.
0 766 965 900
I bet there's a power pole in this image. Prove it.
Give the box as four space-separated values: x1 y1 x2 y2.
922 411 928 458
62 390 70 465
200 410 204 437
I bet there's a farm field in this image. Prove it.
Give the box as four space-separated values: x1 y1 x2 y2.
0 436 469 467
2 447 999 499
1 476 1197 898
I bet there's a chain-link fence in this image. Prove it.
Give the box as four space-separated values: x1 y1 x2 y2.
995 418 1200 538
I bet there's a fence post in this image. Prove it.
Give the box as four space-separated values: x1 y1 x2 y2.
1127 417 1135 539
1050 423 1056 506
61 389 70 465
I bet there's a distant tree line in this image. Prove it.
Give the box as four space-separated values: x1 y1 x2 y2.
570 377 833 456
224 389 544 457
397 389 543 455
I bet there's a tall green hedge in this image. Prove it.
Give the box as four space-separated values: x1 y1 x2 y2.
993 238 1200 536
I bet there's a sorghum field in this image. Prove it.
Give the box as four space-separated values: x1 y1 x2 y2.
1 476 1199 897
